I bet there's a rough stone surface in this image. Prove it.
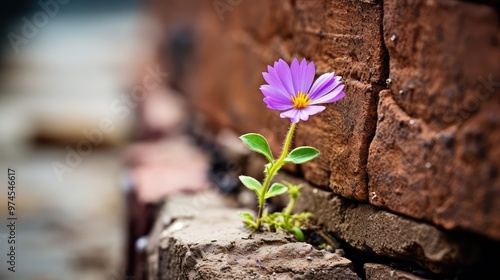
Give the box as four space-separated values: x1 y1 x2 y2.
146 192 360 280
364 263 429 280
291 176 481 273
368 0 500 240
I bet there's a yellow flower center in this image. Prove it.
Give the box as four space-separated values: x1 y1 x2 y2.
292 91 311 109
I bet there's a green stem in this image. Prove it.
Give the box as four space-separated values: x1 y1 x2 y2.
284 195 296 216
255 122 297 230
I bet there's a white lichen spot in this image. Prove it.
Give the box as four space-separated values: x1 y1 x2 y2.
390 270 395 277
425 162 432 169
135 236 148 252
391 34 397 41
371 191 377 200
161 221 186 238
409 120 415 125
399 90 404 95
313 188 318 194
386 78 392 86
162 215 172 226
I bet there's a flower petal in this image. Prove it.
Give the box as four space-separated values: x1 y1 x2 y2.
309 73 341 100
297 106 325 121
310 84 345 105
280 108 300 123
291 58 302 94
263 96 294 110
275 59 295 96
302 105 326 117
298 110 310 121
291 58 316 94
263 68 288 95
260 84 290 100
303 60 316 93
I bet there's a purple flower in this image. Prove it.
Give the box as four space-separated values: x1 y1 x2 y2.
260 58 345 123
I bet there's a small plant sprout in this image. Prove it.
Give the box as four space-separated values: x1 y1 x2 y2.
261 182 313 241
237 58 345 235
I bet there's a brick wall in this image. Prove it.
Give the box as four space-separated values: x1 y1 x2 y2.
151 0 500 241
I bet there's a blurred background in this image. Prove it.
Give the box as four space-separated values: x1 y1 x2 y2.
0 1 161 279
0 1 238 279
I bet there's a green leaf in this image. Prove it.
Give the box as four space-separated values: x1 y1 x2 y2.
244 220 257 229
264 162 272 175
285 146 320 164
289 226 305 242
238 211 254 221
240 133 274 163
239 211 257 229
265 183 288 199
239 175 263 195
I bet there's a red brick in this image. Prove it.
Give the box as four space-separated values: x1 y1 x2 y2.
368 0 500 240
291 0 386 199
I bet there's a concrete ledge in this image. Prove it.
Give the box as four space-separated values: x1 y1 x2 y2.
364 263 428 280
146 192 360 279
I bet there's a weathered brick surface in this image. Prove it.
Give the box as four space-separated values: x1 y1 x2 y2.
153 0 386 200
291 0 386 200
152 0 500 240
368 0 500 240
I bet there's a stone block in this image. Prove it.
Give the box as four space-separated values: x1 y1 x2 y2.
146 192 360 279
364 263 429 280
